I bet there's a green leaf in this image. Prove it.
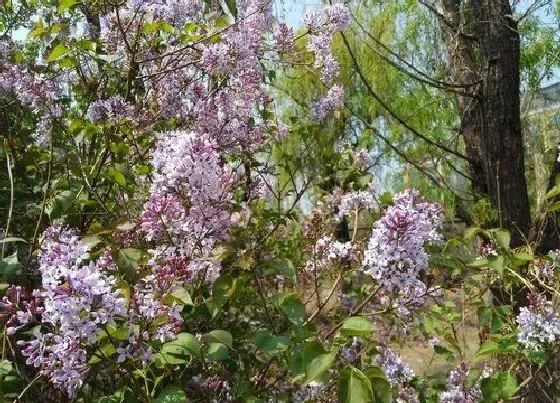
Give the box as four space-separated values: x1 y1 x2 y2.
0 360 12 376
277 293 306 326
487 255 505 274
341 316 375 336
289 346 305 380
116 221 136 231
77 39 96 51
0 253 18 278
117 248 142 271
81 235 101 249
48 43 69 62
481 371 518 402
546 184 560 199
302 341 336 380
338 366 374 403
433 345 455 361
0 237 26 244
175 333 202 356
490 229 510 248
167 286 193 306
547 201 560 212
253 331 289 356
206 342 229 361
107 167 127 187
58 0 78 12
476 341 500 357
468 258 489 268
463 226 481 240
106 326 129 341
202 330 232 349
478 307 492 326
224 0 237 17
306 350 337 380
268 258 296 283
513 252 533 262
155 386 187 403
363 366 391 403
525 350 549 366
89 343 116 364
97 54 120 63
157 333 201 365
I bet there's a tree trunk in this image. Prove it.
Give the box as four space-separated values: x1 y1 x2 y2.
439 0 531 247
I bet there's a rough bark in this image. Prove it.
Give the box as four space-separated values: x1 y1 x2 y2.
438 0 531 247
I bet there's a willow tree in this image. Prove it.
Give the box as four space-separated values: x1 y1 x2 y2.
326 0 560 250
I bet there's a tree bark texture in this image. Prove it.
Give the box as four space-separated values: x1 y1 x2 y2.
439 0 532 247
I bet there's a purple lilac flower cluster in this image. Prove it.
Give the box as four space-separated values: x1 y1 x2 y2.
305 236 360 274
362 189 443 293
304 4 350 82
516 292 560 350
18 227 127 398
312 83 345 121
0 64 62 145
140 130 234 284
438 362 491 403
303 4 350 120
336 189 376 220
375 346 414 385
340 337 362 365
87 96 135 124
0 286 43 335
292 380 325 403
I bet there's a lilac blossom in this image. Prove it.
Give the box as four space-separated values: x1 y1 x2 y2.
312 84 345 120
18 227 127 398
438 362 491 403
305 236 360 274
0 64 62 145
0 286 43 335
362 189 443 291
337 190 376 220
292 381 325 403
87 96 134 124
375 347 414 385
516 292 560 350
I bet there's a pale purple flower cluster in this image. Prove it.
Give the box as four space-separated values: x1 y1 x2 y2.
315 236 360 261
190 375 233 402
437 362 491 403
87 96 134 124
139 130 233 286
362 189 443 292
0 286 43 335
18 227 126 399
305 236 360 273
140 193 186 241
516 292 560 350
273 22 295 54
478 241 497 258
341 337 362 364
336 189 376 220
312 83 345 120
202 43 234 74
292 381 325 403
116 283 183 366
0 64 61 145
304 4 350 82
354 148 371 167
144 130 233 246
338 292 359 313
399 387 420 403
375 347 414 385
